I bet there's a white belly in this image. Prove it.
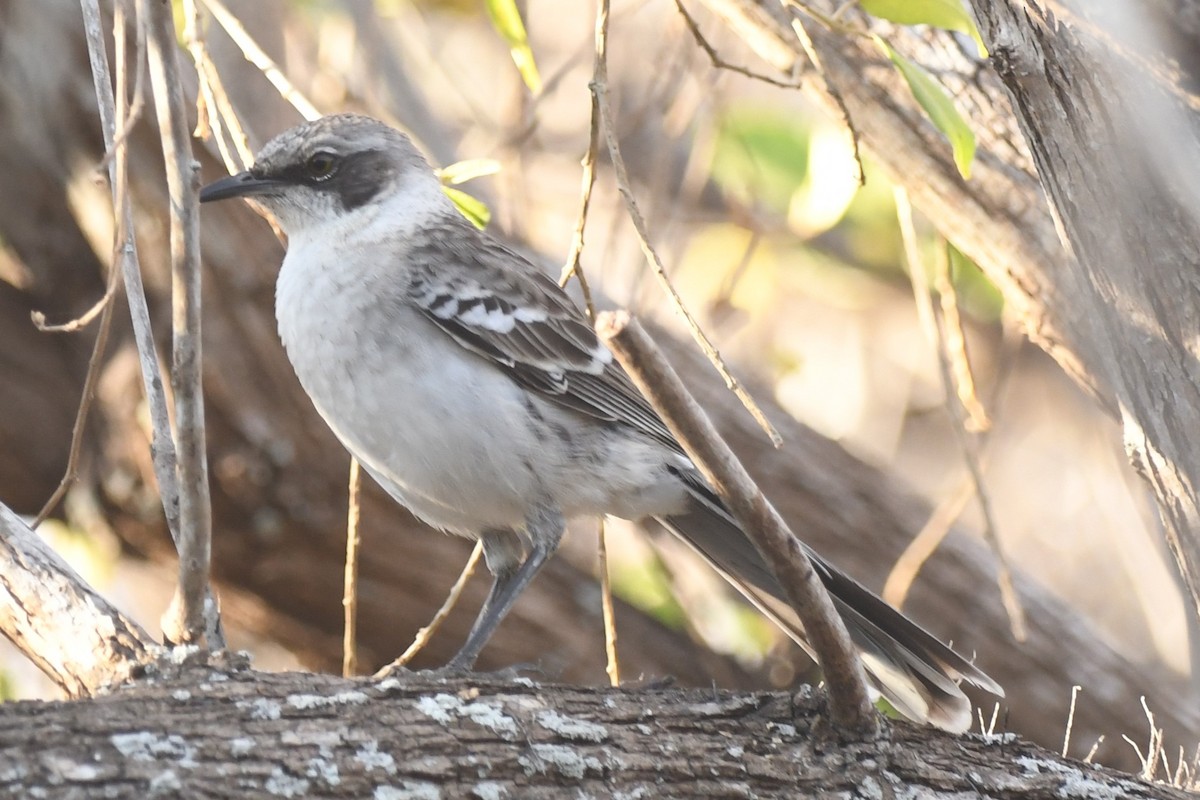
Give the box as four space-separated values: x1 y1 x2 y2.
275 243 691 537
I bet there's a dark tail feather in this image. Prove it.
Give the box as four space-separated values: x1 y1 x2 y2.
655 483 1002 732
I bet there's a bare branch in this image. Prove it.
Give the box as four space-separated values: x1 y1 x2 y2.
79 0 182 545
342 458 362 677
198 0 321 121
673 0 802 89
144 0 214 645
896 189 1026 642
597 310 878 737
380 542 484 672
32 0 144 525
0 502 153 698
590 0 782 448
596 519 620 686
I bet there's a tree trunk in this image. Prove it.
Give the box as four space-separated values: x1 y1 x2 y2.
0 665 1188 799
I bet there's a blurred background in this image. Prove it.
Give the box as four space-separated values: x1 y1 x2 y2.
0 0 1192 771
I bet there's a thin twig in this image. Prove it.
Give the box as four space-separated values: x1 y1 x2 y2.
198 0 321 121
597 518 620 686
935 247 989 432
1084 735 1106 764
880 478 972 608
591 0 782 448
183 0 246 173
674 0 801 89
597 311 878 737
32 0 143 525
79 0 182 547
342 458 362 677
882 318 1022 606
31 281 118 334
145 0 214 645
381 542 485 672
557 73 600 318
787 9 863 185
187 0 298 244
895 188 1026 642
1062 684 1081 757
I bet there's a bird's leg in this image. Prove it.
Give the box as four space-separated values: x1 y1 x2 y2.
446 504 565 671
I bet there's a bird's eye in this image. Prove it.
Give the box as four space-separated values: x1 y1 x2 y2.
306 151 338 181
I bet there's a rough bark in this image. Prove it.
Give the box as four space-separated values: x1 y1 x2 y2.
972 0 1200 655
0 666 1188 799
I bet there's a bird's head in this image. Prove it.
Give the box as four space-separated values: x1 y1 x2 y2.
200 114 441 235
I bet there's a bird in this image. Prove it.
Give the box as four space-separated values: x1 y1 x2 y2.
199 113 1002 731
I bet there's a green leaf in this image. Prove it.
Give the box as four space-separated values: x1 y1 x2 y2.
876 38 975 179
484 0 543 95
437 158 502 186
860 0 987 57
947 242 1003 321
442 186 491 230
710 106 812 214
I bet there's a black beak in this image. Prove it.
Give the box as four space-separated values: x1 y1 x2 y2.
199 171 286 203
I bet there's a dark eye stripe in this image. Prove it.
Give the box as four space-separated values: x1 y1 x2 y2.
258 149 395 211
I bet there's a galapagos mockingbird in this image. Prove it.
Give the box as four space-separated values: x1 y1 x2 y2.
199 113 1001 731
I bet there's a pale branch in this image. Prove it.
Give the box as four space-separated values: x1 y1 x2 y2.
591 0 782 448
144 0 217 646
597 311 878 737
79 0 183 545
342 457 362 677
0 502 153 698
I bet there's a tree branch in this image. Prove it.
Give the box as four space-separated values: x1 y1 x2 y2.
598 311 879 736
0 668 1188 797
144 0 217 646
0 502 153 698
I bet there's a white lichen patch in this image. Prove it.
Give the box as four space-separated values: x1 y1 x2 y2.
857 775 883 800
377 677 402 692
229 738 254 756
415 693 518 739
374 782 441 799
1014 757 1123 800
45 757 98 782
305 757 341 786
518 744 603 780
264 766 310 798
769 723 797 738
167 645 200 665
238 698 282 720
355 741 398 775
471 781 508 799
613 789 650 800
535 710 607 743
286 690 368 709
417 693 462 724
281 729 344 749
110 732 197 768
462 702 518 739
0 762 28 783
148 770 181 795
171 690 191 702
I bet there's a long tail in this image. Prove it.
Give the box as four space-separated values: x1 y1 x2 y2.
655 476 1002 732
